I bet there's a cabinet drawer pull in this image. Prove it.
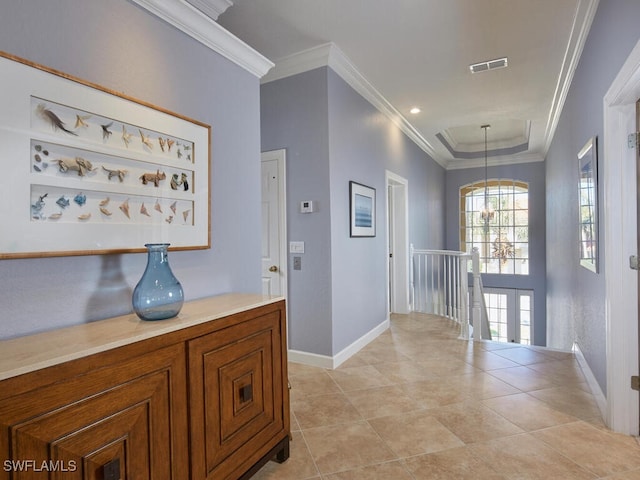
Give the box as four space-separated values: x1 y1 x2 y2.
239 384 253 403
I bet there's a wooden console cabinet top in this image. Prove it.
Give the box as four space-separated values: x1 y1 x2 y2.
0 293 284 381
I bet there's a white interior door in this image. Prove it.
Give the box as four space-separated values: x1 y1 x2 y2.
261 150 287 297
386 171 410 314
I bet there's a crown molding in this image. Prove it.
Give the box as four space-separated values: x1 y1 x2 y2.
543 0 600 154
445 152 544 171
185 0 233 20
129 0 274 78
262 43 444 167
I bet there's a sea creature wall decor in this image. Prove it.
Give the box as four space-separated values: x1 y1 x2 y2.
56 157 94 176
102 166 128 182
36 103 77 136
140 170 166 187
1 52 209 258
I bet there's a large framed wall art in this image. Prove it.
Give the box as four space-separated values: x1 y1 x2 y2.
0 52 211 259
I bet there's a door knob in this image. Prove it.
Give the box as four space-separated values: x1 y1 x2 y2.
269 265 278 272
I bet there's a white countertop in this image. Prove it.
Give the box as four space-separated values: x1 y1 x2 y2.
0 293 284 381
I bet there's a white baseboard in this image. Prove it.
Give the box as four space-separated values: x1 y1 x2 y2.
288 317 390 370
573 343 607 420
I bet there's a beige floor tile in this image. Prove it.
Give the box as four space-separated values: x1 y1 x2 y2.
488 365 558 391
323 460 414 480
371 360 438 384
369 410 464 457
291 392 363 428
414 356 479 376
327 365 393 392
526 358 587 385
492 346 556 365
288 361 327 377
603 470 640 479
403 446 506 480
445 372 520 399
464 350 520 370
482 392 578 431
355 343 412 365
302 421 397 474
532 421 640 477
527 386 601 419
289 370 341 399
400 378 474 408
252 431 320 480
429 401 524 443
470 433 597 479
344 384 423 419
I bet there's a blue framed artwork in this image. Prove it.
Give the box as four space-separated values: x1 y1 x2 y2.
350 181 376 237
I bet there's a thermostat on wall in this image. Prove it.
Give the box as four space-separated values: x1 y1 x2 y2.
300 200 316 213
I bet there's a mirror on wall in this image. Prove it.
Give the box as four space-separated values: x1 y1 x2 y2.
578 136 598 273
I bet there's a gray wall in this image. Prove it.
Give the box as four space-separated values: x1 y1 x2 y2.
261 67 445 357
545 0 640 394
0 0 262 339
445 162 547 346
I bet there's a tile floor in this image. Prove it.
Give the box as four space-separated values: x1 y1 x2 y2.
254 312 640 479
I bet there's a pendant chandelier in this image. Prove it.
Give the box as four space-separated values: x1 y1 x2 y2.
480 124 494 224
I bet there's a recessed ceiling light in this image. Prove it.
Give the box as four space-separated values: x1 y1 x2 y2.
410 107 421 114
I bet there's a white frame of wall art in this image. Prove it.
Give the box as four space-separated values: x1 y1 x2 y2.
350 181 376 237
0 52 211 259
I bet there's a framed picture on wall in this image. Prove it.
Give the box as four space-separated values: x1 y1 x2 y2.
578 136 598 273
0 51 211 259
349 181 376 237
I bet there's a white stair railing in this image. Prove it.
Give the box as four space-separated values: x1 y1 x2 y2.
410 246 489 341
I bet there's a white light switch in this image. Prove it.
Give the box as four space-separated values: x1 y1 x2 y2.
289 241 305 254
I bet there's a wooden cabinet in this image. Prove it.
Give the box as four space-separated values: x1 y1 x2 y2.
0 295 289 480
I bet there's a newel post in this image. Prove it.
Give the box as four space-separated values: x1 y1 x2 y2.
472 248 482 341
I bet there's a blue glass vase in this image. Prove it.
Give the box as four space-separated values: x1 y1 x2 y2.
132 243 184 321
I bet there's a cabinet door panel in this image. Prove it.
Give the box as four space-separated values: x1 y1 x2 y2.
0 344 188 480
189 311 285 480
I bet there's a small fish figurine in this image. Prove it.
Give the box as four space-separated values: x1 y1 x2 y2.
31 193 48 213
121 125 133 147
139 129 153 149
182 209 190 222
99 197 110 207
158 137 166 152
119 199 130 219
154 200 162 213
101 122 113 140
48 212 63 220
170 201 177 214
140 203 151 217
74 193 87 206
36 104 77 136
100 207 112 216
75 114 91 129
56 196 70 209
78 213 91 220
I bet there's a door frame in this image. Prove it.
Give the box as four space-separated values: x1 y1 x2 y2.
385 171 410 314
261 149 288 301
603 39 640 435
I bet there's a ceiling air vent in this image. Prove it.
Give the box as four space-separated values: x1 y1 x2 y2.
469 57 508 74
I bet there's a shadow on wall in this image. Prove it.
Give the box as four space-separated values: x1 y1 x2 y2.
85 255 133 322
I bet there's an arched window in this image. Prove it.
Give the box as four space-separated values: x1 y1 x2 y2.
460 179 529 275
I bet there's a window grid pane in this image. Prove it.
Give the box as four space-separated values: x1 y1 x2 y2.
460 180 529 275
